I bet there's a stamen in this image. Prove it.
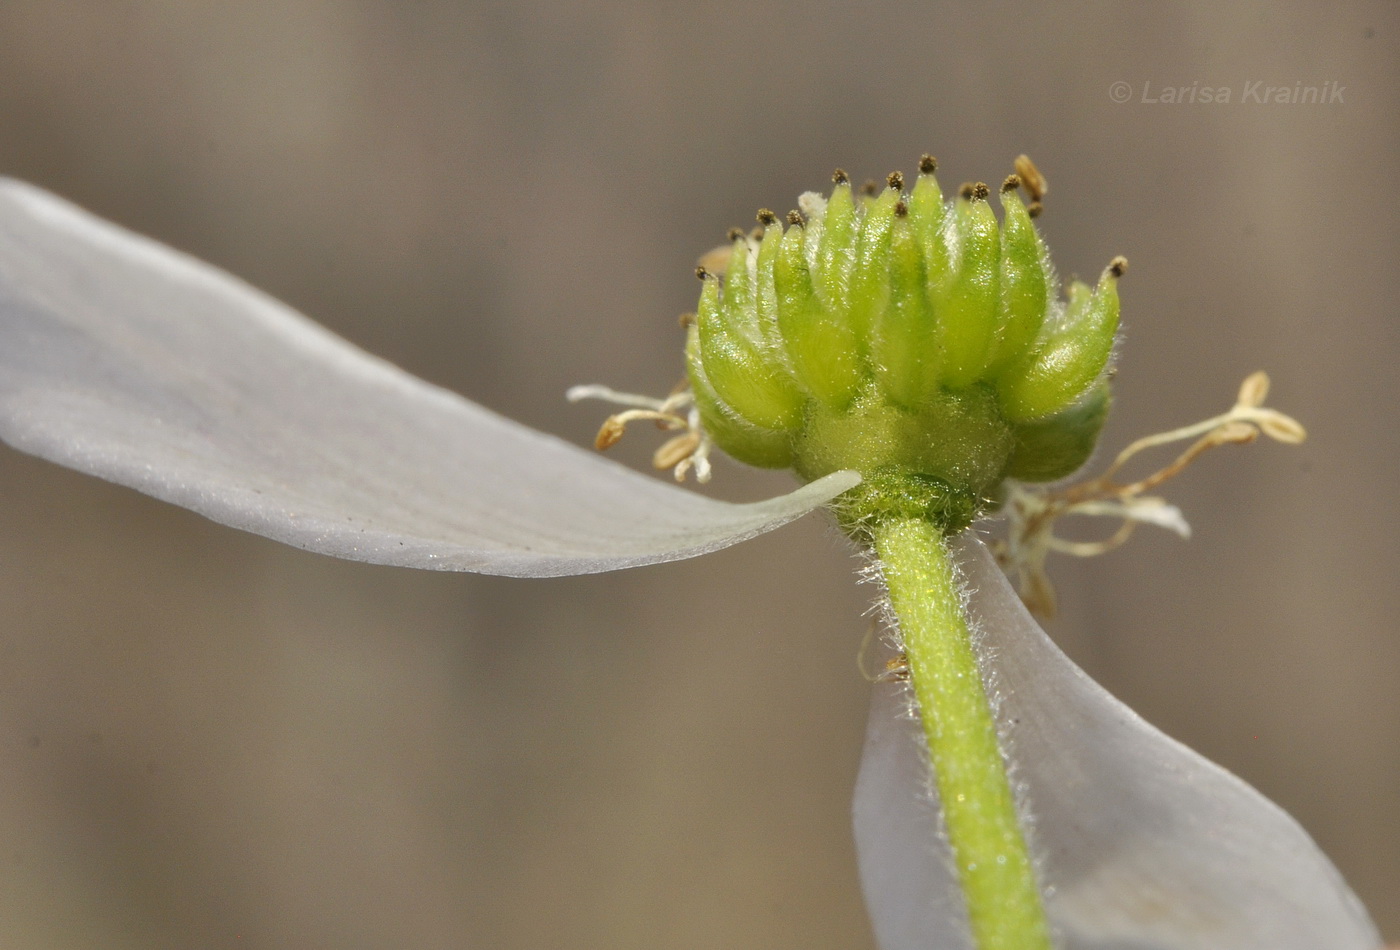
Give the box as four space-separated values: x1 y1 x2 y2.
591 408 686 450
654 431 701 470
595 417 626 450
1257 411 1306 443
566 384 679 411
996 372 1307 616
571 381 714 483
1013 154 1048 202
1236 370 1270 407
1047 518 1138 558
879 653 911 683
675 446 712 483
856 622 909 683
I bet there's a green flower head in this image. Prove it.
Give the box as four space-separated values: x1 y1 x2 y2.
685 155 1125 535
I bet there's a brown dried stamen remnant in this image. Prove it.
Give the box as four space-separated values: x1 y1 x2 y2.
996 371 1306 617
1014 153 1048 201
1012 154 1048 217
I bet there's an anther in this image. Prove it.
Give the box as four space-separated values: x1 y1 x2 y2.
756 208 778 226
1209 421 1259 447
1108 256 1128 278
653 431 702 471
1001 174 1021 194
786 209 804 226
1258 412 1307 444
886 170 905 191
919 154 937 175
1236 371 1270 408
880 653 911 683
595 417 626 451
893 200 909 218
1014 154 1048 201
833 168 850 184
726 227 745 242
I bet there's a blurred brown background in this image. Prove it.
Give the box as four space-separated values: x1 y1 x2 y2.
0 2 1394 947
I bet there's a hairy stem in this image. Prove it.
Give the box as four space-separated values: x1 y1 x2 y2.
872 518 1052 950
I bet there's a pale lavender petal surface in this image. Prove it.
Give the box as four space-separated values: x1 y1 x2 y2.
854 534 1380 950
0 179 857 576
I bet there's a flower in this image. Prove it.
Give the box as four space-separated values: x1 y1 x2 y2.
0 179 1381 949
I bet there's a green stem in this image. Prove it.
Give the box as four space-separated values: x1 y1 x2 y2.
872 517 1052 950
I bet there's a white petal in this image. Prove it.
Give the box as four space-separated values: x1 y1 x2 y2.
854 534 1380 950
853 676 972 948
0 179 858 576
